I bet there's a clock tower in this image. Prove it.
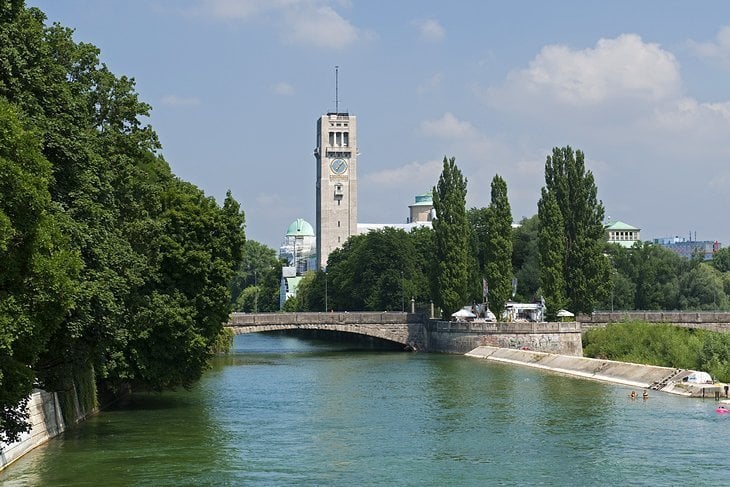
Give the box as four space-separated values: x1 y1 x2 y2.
315 111 358 269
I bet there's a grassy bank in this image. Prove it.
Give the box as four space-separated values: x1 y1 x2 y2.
583 321 730 382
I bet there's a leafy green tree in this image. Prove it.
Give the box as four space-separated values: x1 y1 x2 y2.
231 240 285 313
409 226 436 307
323 227 421 311
431 157 470 318
539 146 610 314
537 189 566 320
0 2 246 413
0 100 80 442
678 263 727 310
484 175 513 317
512 215 540 302
711 247 730 273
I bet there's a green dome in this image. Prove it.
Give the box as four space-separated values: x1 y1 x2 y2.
286 218 315 236
413 192 433 205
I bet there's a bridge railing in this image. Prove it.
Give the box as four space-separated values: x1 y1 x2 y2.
228 312 426 326
579 311 730 324
429 320 581 333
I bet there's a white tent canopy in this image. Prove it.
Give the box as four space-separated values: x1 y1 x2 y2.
684 371 713 384
452 308 476 318
556 309 575 317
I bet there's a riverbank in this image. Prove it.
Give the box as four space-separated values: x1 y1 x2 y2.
466 346 726 398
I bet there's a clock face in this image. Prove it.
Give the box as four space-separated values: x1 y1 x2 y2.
330 158 348 175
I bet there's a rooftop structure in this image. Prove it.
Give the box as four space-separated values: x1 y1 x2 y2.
605 220 641 248
653 235 720 260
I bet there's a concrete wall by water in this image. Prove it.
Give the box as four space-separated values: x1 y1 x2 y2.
425 321 583 355
464 346 713 396
0 390 66 470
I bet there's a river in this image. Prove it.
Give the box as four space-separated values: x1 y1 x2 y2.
1 333 728 486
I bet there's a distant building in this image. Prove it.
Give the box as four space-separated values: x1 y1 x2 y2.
358 192 434 234
315 111 358 270
279 219 317 308
605 220 641 248
653 236 721 260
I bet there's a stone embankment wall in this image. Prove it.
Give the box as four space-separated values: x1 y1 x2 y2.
0 391 66 470
579 311 730 333
426 321 583 356
465 346 725 397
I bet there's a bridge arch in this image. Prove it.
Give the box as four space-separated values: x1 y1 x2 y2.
226 312 427 351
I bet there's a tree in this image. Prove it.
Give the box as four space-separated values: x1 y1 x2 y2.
322 227 422 311
512 215 540 302
0 100 80 442
0 2 246 418
539 146 610 314
537 189 566 320
484 175 513 317
711 247 730 273
230 240 284 313
678 263 727 310
431 156 469 317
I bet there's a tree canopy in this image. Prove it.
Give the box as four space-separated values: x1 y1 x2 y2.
538 146 609 314
0 1 245 441
432 157 470 318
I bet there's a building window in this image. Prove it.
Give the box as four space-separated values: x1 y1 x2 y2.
338 221 340 227
329 132 334 145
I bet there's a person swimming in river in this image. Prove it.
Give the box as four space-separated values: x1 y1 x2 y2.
629 390 637 400
642 390 649 400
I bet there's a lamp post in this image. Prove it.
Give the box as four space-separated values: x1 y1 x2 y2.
254 269 258 314
325 270 328 312
401 271 404 312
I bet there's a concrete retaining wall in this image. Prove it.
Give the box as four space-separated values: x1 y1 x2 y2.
464 346 728 397
0 390 66 470
426 321 583 355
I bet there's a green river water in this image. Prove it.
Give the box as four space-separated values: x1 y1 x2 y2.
1 333 728 486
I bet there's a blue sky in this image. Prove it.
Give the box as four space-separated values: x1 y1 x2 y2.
29 1 730 249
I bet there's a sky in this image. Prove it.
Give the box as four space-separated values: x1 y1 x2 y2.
29 0 730 250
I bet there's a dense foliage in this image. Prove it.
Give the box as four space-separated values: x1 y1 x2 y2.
599 242 729 311
0 2 245 442
432 157 470 318
483 175 513 317
584 322 730 382
285 227 430 312
230 240 282 312
538 146 610 314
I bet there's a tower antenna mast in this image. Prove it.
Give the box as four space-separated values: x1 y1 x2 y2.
335 65 339 114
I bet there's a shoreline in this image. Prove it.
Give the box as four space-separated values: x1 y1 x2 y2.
465 346 726 398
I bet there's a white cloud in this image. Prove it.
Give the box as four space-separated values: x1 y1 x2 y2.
417 73 443 95
270 81 295 95
160 94 201 107
412 18 445 43
188 0 367 49
485 34 681 109
193 0 271 19
364 159 442 188
282 5 360 49
688 26 730 68
420 112 481 140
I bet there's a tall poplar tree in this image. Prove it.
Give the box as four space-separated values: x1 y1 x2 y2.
539 146 609 315
484 175 513 317
432 157 469 318
537 189 566 320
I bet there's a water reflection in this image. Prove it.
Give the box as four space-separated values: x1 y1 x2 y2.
2 334 728 486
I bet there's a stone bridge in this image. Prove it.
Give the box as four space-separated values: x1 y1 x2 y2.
226 312 585 355
578 311 730 333
226 312 427 350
